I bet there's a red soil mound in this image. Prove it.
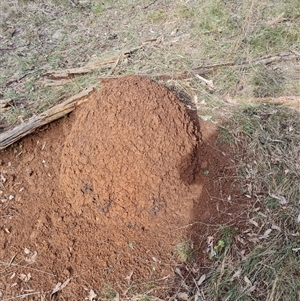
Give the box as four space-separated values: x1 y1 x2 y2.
0 76 244 300
61 75 201 222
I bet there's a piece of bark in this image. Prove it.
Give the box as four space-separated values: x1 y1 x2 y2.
0 85 96 150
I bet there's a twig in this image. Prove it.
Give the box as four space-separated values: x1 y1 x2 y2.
195 74 214 91
127 51 298 81
1 50 297 148
68 0 77 6
0 260 56 276
143 0 159 9
106 53 122 77
290 49 300 57
5 71 35 87
0 44 29 52
42 41 157 80
2 291 41 301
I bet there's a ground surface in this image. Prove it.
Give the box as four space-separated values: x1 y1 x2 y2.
0 76 246 300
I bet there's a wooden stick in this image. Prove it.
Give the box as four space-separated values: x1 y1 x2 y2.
42 41 157 80
0 85 95 150
103 51 297 81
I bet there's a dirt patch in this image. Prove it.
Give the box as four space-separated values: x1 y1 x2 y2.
0 76 246 300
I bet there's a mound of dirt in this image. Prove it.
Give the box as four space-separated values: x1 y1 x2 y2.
0 76 244 300
58 75 202 285
61 75 201 217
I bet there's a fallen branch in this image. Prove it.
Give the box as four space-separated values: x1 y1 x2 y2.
36 78 73 87
100 51 297 81
42 40 158 80
0 85 96 150
251 96 300 111
42 57 118 79
134 51 298 81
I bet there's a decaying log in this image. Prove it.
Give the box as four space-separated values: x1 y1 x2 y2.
0 85 96 150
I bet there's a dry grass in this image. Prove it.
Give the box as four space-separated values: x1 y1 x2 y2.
1 0 299 127
200 104 300 301
1 0 300 300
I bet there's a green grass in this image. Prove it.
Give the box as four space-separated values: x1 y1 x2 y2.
175 240 194 263
252 66 286 97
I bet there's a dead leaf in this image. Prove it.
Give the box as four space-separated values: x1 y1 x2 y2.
178 292 189 300
199 115 212 121
269 193 287 205
248 237 260 243
249 219 259 227
258 212 267 218
125 271 133 284
247 285 256 293
0 173 6 183
231 269 242 281
87 289 97 301
271 224 281 232
51 278 70 299
244 276 252 286
0 98 12 108
60 278 71 290
19 273 31 282
259 229 272 240
195 74 214 91
51 282 62 296
267 12 286 26
197 274 206 286
175 267 183 277
194 291 201 301
25 251 37 263
237 235 246 245
297 214 300 223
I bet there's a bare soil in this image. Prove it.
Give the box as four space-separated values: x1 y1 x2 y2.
0 76 246 300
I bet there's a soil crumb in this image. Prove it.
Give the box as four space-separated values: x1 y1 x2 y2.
0 76 243 300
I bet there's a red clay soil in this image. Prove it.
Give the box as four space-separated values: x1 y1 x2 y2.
0 76 246 300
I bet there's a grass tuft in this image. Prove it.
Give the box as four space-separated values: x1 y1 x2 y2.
252 66 286 97
175 240 194 263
